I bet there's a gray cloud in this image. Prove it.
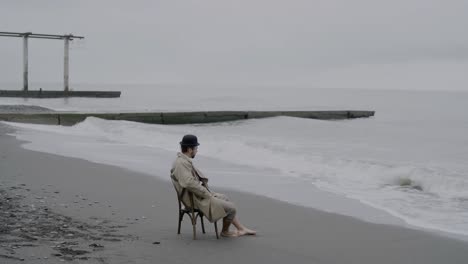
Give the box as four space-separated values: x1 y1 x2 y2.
1 0 467 89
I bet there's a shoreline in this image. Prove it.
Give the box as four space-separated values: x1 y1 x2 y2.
2 123 468 263
5 118 468 242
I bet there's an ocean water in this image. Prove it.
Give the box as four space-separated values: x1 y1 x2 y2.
2 84 468 238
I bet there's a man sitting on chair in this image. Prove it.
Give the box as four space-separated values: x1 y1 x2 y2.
171 134 257 237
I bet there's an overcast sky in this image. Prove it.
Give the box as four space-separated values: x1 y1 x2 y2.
1 0 467 90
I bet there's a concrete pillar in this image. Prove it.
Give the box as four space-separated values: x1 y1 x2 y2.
22 35 29 91
64 37 70 92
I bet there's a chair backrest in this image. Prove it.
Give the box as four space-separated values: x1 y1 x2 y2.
170 178 196 210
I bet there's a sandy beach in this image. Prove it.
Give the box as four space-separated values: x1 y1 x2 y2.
1 122 468 264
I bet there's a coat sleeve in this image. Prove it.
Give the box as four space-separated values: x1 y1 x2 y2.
174 161 212 199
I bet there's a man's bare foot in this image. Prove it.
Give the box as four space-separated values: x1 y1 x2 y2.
220 231 238 237
237 228 256 236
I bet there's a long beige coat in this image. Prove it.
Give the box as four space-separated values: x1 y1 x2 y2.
170 153 227 222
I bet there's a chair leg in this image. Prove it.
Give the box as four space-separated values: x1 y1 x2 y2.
190 213 197 240
199 214 206 234
214 221 219 239
177 211 183 234
179 211 219 239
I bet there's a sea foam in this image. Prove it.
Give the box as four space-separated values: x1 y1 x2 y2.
4 116 468 238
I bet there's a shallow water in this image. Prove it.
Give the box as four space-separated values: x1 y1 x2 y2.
2 84 468 238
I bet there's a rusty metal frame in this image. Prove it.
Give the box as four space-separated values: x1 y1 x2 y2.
0 31 84 92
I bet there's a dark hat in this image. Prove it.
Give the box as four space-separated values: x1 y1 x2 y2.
180 134 200 147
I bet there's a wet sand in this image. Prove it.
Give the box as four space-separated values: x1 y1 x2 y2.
1 122 468 264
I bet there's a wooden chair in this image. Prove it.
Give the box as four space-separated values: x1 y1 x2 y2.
175 187 219 240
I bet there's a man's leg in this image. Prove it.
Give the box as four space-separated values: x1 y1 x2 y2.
216 197 238 237
214 193 256 237
221 217 237 237
231 217 256 236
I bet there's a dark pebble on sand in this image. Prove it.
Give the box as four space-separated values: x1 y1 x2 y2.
103 238 121 242
58 248 90 256
89 243 104 248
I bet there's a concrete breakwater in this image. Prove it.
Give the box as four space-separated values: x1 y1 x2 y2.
0 90 121 98
0 111 374 125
